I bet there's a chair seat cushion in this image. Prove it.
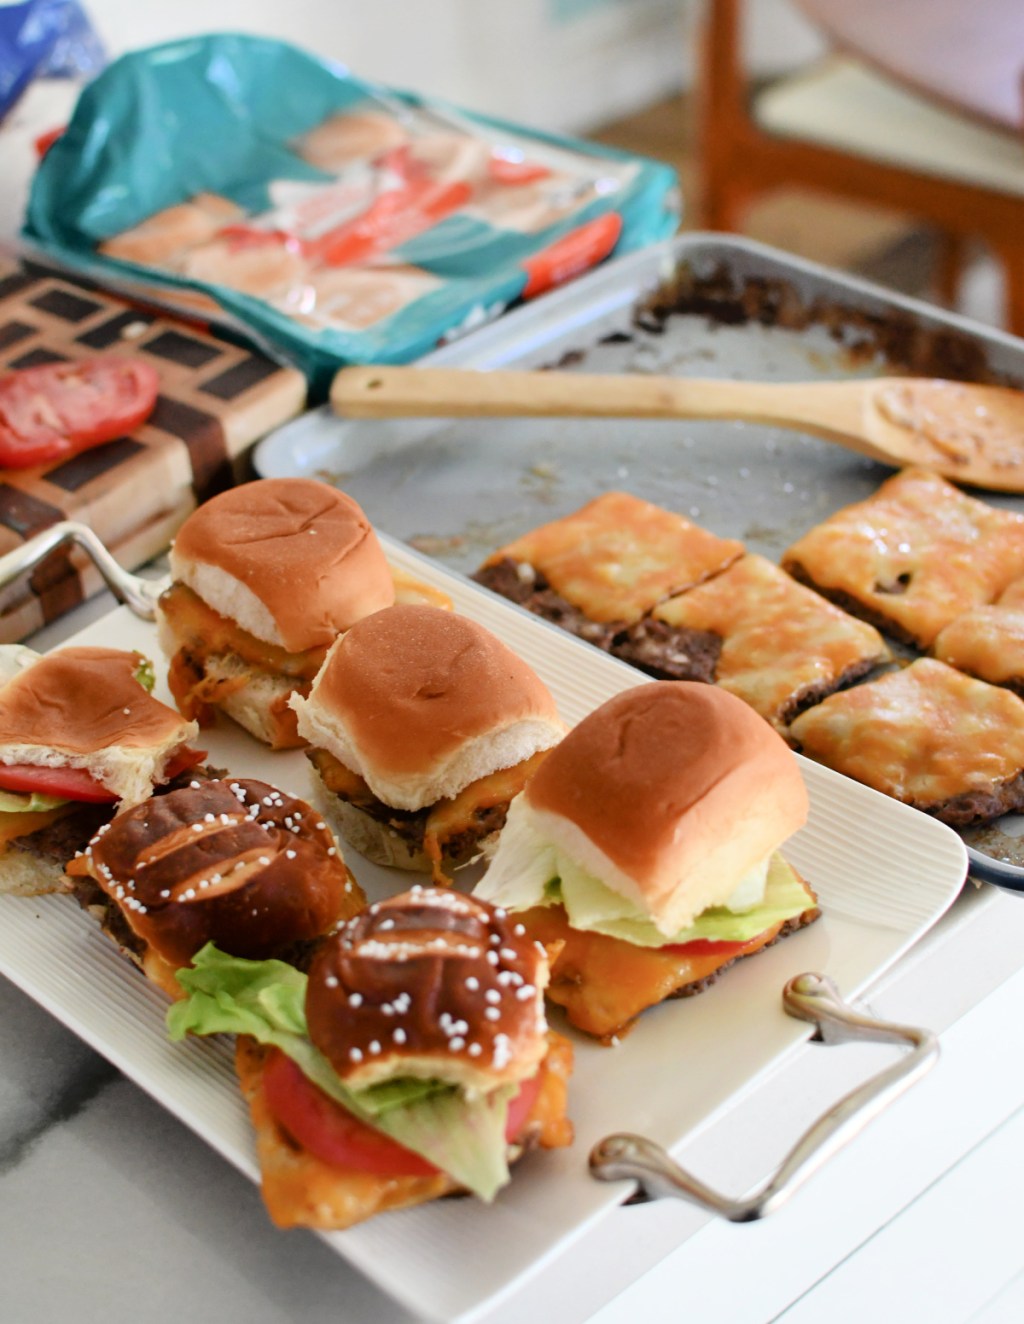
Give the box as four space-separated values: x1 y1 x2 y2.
755 57 1024 196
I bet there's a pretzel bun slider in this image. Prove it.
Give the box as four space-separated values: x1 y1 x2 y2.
158 477 395 749
0 645 202 897
290 603 566 881
168 887 574 1229
476 681 819 1041
66 777 365 997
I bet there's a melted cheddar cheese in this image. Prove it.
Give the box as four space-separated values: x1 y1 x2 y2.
932 604 1024 687
312 747 550 883
235 1032 574 1229
482 491 743 624
656 554 889 728
0 802 75 848
516 891 816 1043
781 468 1024 648
789 657 1024 806
160 583 329 680
390 566 453 612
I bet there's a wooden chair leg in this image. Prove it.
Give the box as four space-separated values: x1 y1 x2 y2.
932 231 965 309
1000 254 1024 338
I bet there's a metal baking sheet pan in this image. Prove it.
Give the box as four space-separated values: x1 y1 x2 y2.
254 232 1024 884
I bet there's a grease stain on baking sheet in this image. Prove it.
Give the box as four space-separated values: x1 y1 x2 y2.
963 818 1024 868
521 460 561 504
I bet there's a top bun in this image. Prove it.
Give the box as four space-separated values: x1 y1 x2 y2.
524 681 809 934
306 888 549 1093
0 647 199 806
79 777 362 970
291 604 565 810
169 478 394 653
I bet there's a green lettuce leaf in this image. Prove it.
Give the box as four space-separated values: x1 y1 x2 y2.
167 944 513 1200
0 789 68 813
552 853 812 947
132 653 156 693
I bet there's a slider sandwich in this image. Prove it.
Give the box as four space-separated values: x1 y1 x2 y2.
289 603 566 881
0 646 202 897
475 681 819 1042
168 888 574 1229
158 477 396 749
66 777 366 998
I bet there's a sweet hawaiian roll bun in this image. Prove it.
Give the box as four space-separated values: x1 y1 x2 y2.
307 888 550 1094
0 646 199 807
290 604 566 876
522 682 809 936
66 777 365 998
475 681 816 1041
159 478 395 748
0 646 201 897
168 478 393 652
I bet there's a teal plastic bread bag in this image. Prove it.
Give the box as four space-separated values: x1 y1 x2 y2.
23 32 680 396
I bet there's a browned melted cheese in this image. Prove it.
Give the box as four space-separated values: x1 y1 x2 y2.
235 1032 574 1230
516 883 818 1043
656 554 889 728
876 380 1024 474
422 751 552 878
781 468 1024 648
789 657 1024 806
312 747 551 884
0 803 76 848
483 491 744 624
160 583 330 680
390 566 454 612
932 604 1024 687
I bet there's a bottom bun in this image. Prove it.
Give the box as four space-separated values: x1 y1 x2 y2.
236 1037 456 1229
0 848 67 897
204 655 305 750
235 1028 574 1230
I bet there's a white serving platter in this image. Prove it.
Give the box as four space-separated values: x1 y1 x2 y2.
0 537 967 1322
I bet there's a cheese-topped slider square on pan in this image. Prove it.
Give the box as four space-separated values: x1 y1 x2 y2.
475 681 819 1042
0 646 202 897
167 887 574 1229
290 603 566 882
66 777 366 998
158 477 396 750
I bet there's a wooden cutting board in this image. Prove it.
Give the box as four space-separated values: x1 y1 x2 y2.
0 256 307 642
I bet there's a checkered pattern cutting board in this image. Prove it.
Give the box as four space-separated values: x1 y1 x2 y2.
0 258 306 642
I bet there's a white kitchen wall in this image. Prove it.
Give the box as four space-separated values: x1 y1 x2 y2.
78 0 824 136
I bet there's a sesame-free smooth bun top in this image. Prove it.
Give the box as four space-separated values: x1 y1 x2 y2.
525 682 810 934
292 604 565 810
0 647 198 804
306 888 549 1093
169 478 394 652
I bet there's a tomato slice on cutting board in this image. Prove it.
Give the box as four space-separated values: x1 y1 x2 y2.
262 1049 541 1176
0 357 160 469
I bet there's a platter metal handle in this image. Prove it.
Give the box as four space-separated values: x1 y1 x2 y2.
589 972 937 1222
0 520 164 621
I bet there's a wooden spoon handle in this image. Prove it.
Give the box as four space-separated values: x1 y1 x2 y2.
329 365 854 427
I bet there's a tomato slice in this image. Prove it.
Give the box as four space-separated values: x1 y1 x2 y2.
0 764 116 803
262 1050 541 1176
660 936 762 959
163 747 207 780
0 357 160 470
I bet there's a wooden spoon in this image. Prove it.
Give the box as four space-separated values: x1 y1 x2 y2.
330 365 1024 492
